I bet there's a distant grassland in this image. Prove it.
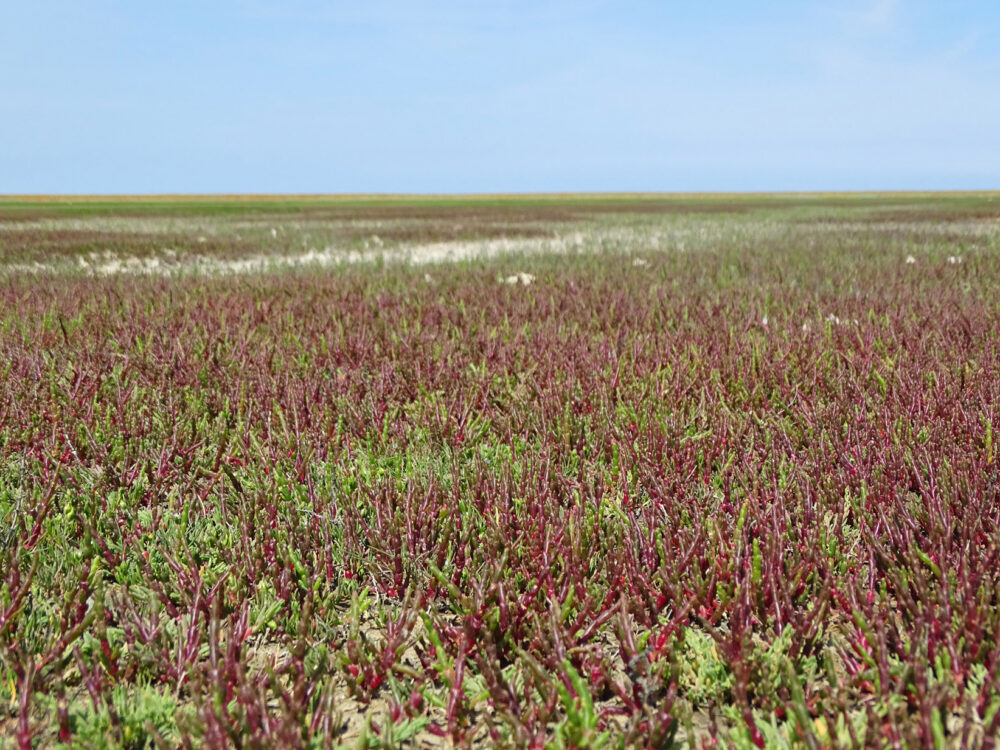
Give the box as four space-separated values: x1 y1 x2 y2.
2 191 999 220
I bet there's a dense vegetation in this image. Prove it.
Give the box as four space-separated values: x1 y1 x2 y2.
2 195 999 747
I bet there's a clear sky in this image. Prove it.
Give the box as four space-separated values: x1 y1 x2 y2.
2 1 998 193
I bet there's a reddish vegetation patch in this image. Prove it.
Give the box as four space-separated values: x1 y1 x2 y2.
1 198 999 746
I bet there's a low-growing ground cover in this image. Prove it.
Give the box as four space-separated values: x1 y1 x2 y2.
1 193 999 747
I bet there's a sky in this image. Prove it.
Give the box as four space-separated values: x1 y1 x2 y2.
2 0 998 193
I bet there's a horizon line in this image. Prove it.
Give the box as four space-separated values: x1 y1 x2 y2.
2 189 999 203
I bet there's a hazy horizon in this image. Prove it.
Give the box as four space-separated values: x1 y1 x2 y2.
5 190 1000 200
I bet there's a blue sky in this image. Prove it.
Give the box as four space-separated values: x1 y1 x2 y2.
2 0 998 193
